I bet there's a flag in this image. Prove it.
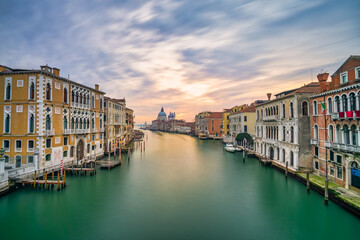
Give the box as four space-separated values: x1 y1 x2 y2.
320 101 326 116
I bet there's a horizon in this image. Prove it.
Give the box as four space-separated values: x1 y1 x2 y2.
1 0 359 123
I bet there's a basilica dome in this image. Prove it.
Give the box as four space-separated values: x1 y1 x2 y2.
157 107 167 121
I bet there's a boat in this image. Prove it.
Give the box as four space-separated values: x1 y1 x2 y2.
235 147 242 152
224 144 235 153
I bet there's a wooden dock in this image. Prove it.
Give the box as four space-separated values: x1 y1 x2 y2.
100 161 121 170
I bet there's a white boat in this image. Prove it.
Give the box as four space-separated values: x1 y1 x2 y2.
235 147 242 152
224 144 235 153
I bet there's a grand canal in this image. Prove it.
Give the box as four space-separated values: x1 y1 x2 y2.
0 130 359 240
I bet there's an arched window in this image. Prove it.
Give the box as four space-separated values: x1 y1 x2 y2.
313 100 318 115
276 105 279 116
5 113 11 133
76 92 79 103
71 91 75 103
282 149 285 162
336 125 342 143
290 102 294 118
45 115 51 130
327 97 332 114
343 125 350 144
314 125 319 139
342 94 348 112
29 113 35 133
302 101 308 116
257 110 259 120
261 109 263 120
5 83 11 100
92 96 95 108
87 95 90 106
270 108 273 116
63 116 68 130
351 125 357 146
46 83 51 100
80 93 83 105
328 125 334 142
100 118 103 128
29 82 35 100
92 118 95 129
71 118 74 129
282 103 286 118
290 126 294 143
75 118 79 129
80 119 83 129
64 88 68 103
290 151 294 166
87 119 90 129
349 92 356 111
334 96 340 112
282 126 286 141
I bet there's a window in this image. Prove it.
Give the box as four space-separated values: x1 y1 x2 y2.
290 151 294 166
342 94 348 112
92 145 95 150
302 101 308 116
45 154 51 161
46 83 51 100
313 101 318 115
314 125 319 139
15 155 21 168
28 140 34 151
327 98 332 114
4 155 9 163
70 146 75 157
334 96 340 112
282 126 286 141
349 92 356 111
356 67 360 79
29 82 35 100
282 103 285 118
64 88 68 103
340 72 348 84
343 125 350 144
64 137 68 145
337 164 343 180
87 144 90 153
290 126 294 143
100 144 102 149
351 125 357 145
15 140 22 152
45 115 51 130
290 102 294 118
315 161 319 170
46 138 52 148
4 113 11 133
29 113 35 133
330 150 334 161
336 125 342 143
330 167 334 176
63 151 68 158
314 146 318 157
28 155 34 164
92 135 95 141
244 125 247 132
328 125 334 142
244 116 247 122
3 140 10 151
92 95 95 108
71 118 74 129
63 116 68 130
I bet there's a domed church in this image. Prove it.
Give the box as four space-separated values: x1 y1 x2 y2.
157 107 167 121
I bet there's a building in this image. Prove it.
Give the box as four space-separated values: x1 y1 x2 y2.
0 65 105 180
104 97 126 153
125 108 134 144
310 55 360 190
222 109 231 142
229 104 248 141
255 82 321 172
195 111 210 138
194 112 223 139
157 107 167 121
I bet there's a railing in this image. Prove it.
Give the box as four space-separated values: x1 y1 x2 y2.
45 130 55 136
332 142 360 153
263 115 279 121
100 128 105 132
324 141 331 148
91 128 98 133
330 112 339 120
64 129 71 134
310 139 319 145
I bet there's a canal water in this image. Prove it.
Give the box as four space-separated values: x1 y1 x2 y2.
0 130 359 240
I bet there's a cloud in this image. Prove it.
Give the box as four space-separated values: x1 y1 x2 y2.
0 0 359 123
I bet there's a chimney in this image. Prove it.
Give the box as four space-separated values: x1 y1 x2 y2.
0 66 5 72
95 84 99 91
267 93 272 100
53 67 60 76
317 73 329 93
40 65 51 73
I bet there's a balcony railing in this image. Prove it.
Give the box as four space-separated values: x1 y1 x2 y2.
45 130 55 136
263 115 279 121
100 128 105 132
332 142 360 153
310 139 319 145
64 129 71 134
91 128 98 133
331 111 360 120
324 141 331 148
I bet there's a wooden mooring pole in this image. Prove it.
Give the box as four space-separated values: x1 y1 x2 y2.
325 178 329 205
243 150 245 162
44 169 47 190
33 170 37 189
57 172 60 191
285 161 288 179
306 171 310 193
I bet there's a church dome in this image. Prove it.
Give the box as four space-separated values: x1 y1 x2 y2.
157 107 167 120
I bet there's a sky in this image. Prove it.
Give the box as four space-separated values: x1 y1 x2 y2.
1 0 359 123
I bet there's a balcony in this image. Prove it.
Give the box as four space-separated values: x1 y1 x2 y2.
263 115 279 122
332 142 360 153
100 128 105 132
310 139 319 145
91 128 98 133
64 129 71 135
324 141 331 148
331 111 360 121
45 130 54 136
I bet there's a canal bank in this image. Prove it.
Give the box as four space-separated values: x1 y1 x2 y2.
1 130 360 240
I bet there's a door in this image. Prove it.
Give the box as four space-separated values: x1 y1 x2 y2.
77 139 84 161
15 156 21 168
351 162 360 190
269 147 274 160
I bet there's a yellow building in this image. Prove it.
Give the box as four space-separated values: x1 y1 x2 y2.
222 109 231 136
0 64 105 172
104 97 127 153
125 108 134 144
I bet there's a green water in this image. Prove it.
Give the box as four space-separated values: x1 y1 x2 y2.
0 130 359 240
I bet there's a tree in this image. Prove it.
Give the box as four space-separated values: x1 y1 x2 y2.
235 132 254 145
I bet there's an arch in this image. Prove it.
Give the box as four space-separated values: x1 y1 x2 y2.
348 160 360 190
334 95 341 112
29 113 35 133
343 124 350 144
76 139 85 161
349 92 356 111
4 113 11 133
72 91 75 102
46 83 51 100
336 124 342 143
71 118 74 129
5 83 11 100
341 94 348 112
29 82 35 100
45 115 51 130
328 124 334 142
290 126 294 143
351 125 357 145
302 101 308 116
64 87 68 103
269 147 274 160
282 103 286 118
63 116 68 130
282 149 285 162
290 102 294 118
313 100 318 115
290 151 294 167
15 155 22 168
314 124 319 140
327 97 333 114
